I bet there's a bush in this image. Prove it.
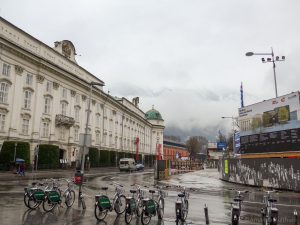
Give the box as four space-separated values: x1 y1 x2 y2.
0 141 30 164
89 147 100 167
38 144 59 169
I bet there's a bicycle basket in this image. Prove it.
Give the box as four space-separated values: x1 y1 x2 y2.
33 190 45 201
98 196 111 209
48 191 60 203
146 199 156 215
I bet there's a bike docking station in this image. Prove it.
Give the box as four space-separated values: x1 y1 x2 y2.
154 160 171 181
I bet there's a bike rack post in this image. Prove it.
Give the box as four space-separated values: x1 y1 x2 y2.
294 209 298 225
204 204 209 224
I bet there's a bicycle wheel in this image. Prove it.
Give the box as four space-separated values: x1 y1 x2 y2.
94 204 108 221
157 198 164 220
114 195 126 214
65 190 75 207
141 210 151 225
136 199 143 217
43 197 56 212
182 199 189 221
125 207 133 224
24 194 29 207
27 194 40 209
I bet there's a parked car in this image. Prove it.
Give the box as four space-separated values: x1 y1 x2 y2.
136 163 144 171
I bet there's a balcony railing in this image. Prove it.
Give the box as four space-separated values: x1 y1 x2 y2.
55 114 75 128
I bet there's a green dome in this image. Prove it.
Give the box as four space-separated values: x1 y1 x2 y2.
145 107 163 121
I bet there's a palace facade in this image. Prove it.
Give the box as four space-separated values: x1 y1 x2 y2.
0 17 164 166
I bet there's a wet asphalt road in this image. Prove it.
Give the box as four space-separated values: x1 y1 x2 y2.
0 169 300 225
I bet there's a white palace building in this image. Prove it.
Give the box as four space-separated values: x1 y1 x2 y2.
0 17 164 167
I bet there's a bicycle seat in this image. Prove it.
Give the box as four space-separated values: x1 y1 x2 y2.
149 190 156 194
234 197 243 202
178 193 185 198
130 189 137 194
268 198 277 203
101 187 108 191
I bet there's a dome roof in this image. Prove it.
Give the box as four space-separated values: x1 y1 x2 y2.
145 106 163 121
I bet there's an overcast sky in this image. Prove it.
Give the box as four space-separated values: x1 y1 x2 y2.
1 0 300 141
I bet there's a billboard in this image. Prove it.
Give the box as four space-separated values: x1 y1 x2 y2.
238 92 300 119
240 127 300 154
262 105 290 127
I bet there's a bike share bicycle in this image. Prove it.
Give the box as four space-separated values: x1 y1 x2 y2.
141 185 166 225
94 183 127 221
175 187 189 224
231 190 248 225
261 191 278 225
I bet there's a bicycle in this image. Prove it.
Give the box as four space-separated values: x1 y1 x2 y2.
125 189 138 224
25 179 60 210
111 181 127 215
131 183 147 217
24 181 46 209
61 179 76 208
231 190 248 225
261 191 278 225
175 187 189 224
94 186 114 221
42 179 63 212
141 186 166 225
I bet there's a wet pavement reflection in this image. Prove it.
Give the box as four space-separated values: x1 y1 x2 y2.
0 169 299 224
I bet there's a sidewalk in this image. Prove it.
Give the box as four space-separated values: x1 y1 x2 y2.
0 167 120 181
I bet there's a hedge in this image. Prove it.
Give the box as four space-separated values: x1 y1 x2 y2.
0 141 30 168
37 144 59 169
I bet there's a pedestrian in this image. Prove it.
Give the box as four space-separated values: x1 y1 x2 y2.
20 163 25 176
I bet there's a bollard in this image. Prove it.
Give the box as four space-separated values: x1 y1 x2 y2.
294 209 298 225
204 204 209 224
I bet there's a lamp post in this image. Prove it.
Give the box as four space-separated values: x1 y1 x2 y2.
221 116 239 155
77 81 103 209
245 48 285 98
13 142 17 162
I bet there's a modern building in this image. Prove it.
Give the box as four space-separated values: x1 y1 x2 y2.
0 17 164 167
163 139 189 161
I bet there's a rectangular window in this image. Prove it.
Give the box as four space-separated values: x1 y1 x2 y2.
24 90 32 109
0 113 5 131
74 128 79 141
96 132 100 145
75 94 80 104
0 82 9 103
46 81 52 93
60 127 65 140
96 114 100 127
22 118 29 135
62 88 67 98
2 64 11 76
75 107 80 122
44 97 51 114
42 122 49 137
26 74 33 86
61 102 67 115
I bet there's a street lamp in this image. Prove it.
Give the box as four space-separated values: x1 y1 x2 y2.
245 48 285 98
13 142 17 162
77 81 104 209
221 117 239 154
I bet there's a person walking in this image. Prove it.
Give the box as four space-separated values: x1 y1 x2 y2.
19 163 25 176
